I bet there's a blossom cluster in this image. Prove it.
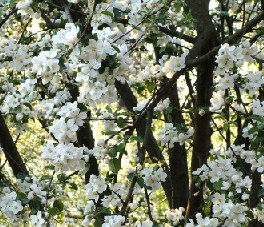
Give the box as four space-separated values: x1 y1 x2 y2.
0 188 23 221
192 145 264 225
0 175 48 225
193 148 252 192
0 0 262 225
102 215 125 227
85 175 107 203
165 207 185 225
42 143 87 171
141 166 167 190
214 41 262 98
162 51 188 77
157 123 194 147
31 50 60 84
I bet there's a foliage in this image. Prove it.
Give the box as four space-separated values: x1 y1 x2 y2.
0 0 263 226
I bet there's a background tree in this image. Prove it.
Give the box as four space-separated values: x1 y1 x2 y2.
0 0 263 226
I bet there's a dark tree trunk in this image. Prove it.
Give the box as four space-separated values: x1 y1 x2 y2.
166 83 189 209
185 0 219 218
0 114 28 177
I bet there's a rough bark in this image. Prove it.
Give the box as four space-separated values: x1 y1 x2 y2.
185 0 219 218
167 83 189 209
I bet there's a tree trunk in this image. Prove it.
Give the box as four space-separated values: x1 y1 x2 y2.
185 0 219 218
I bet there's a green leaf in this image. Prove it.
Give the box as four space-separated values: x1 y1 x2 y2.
247 115 264 122
46 165 55 170
16 172 27 181
117 143 127 154
107 55 118 68
109 147 117 158
204 207 211 216
258 188 264 197
167 106 173 114
130 135 143 143
57 173 67 182
105 130 120 135
220 11 229 17
248 126 259 135
153 222 159 227
98 65 106 74
223 122 229 132
40 175 52 181
213 181 222 190
137 177 145 188
53 200 64 212
127 172 135 181
101 11 113 19
48 207 61 216
24 103 33 111
109 158 121 174
112 45 120 53
94 218 104 227
69 183 78 190
146 81 156 93
113 7 123 23
10 0 19 7
174 2 182 12
17 192 29 205
117 117 126 128
29 198 42 215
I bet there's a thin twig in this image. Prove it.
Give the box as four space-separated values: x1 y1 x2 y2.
45 170 56 226
65 4 73 23
0 7 17 28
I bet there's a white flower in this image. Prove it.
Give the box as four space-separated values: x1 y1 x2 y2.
52 23 80 46
84 175 107 202
42 143 86 171
49 118 79 143
253 100 264 116
212 193 225 205
136 221 153 227
216 73 235 90
154 168 167 182
166 207 185 225
102 215 125 227
162 52 188 77
84 201 95 215
67 0 79 3
31 50 60 83
57 101 87 126
157 123 193 148
17 0 33 15
17 0 32 9
141 166 167 190
30 211 45 227
0 189 23 221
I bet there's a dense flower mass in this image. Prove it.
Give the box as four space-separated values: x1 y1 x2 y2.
0 0 263 226
157 123 194 147
42 143 87 171
0 189 23 221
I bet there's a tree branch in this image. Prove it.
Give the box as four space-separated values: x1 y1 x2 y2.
158 26 196 43
0 7 17 29
134 11 264 121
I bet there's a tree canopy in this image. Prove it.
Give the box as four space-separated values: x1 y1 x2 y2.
0 0 263 226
